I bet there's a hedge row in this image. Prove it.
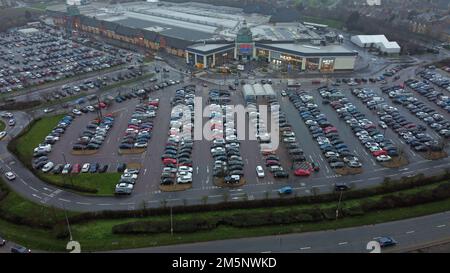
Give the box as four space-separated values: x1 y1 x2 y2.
110 181 450 235
65 172 450 225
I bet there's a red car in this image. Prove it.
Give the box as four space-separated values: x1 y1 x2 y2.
294 169 311 176
372 149 387 157
266 160 280 166
324 127 338 134
163 158 177 165
71 164 81 174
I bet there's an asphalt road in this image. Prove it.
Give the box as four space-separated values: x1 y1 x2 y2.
110 211 450 253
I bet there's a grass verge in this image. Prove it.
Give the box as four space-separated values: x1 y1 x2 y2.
0 120 5 131
39 173 121 196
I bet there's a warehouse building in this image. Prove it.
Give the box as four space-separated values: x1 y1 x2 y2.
350 35 401 55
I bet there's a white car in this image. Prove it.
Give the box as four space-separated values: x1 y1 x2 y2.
177 176 192 184
211 147 225 154
324 151 339 158
178 166 193 173
86 106 95 112
0 131 6 140
115 183 134 194
256 166 265 178
134 142 148 148
43 108 54 113
4 171 16 181
376 155 392 162
177 171 192 179
41 162 54 173
378 121 387 129
72 109 82 115
283 137 296 143
81 163 90 173
121 173 138 180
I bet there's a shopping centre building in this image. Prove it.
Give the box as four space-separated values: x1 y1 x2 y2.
186 22 358 72
47 2 358 72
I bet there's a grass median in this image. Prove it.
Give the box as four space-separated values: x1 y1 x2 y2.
39 173 121 196
0 120 5 131
10 114 121 196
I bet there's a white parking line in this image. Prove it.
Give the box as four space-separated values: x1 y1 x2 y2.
436 224 446 228
300 246 311 250
338 242 348 246
406 231 415 234
58 198 70 202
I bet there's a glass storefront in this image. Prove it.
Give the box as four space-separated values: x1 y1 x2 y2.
320 58 335 72
306 58 320 71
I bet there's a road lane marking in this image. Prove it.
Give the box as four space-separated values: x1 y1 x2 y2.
32 194 42 199
58 198 70 202
97 203 112 206
436 224 446 228
406 231 415 234
29 186 38 192
300 247 311 250
76 202 91 205
338 242 348 246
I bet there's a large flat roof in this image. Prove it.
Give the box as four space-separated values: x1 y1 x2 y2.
257 43 358 57
47 2 331 43
186 43 234 55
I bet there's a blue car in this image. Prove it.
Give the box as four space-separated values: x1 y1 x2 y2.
377 236 397 248
278 186 293 195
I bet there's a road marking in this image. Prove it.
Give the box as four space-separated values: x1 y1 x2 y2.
32 194 42 199
338 242 348 246
436 224 446 228
406 231 415 234
300 246 311 250
261 251 272 253
76 202 91 205
58 198 70 202
29 186 38 192
97 203 112 206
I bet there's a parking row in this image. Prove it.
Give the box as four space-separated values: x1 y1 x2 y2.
320 86 399 163
248 99 292 179
352 88 443 154
32 115 75 170
419 69 450 93
119 98 159 150
72 114 115 151
288 90 362 170
384 84 450 137
160 86 196 186
209 88 245 184
404 78 450 114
